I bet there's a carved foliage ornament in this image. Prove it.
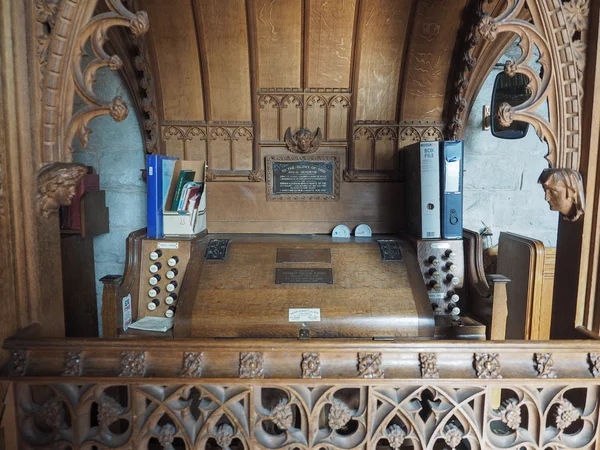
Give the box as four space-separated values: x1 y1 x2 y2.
270 399 293 430
302 352 321 379
536 352 558 378
589 352 600 377
239 352 264 379
474 352 502 379
328 398 352 432
420 353 439 379
555 398 581 431
181 352 202 378
358 352 384 379
37 163 87 219
443 423 464 449
284 127 322 154
384 424 406 450
119 351 145 377
63 351 82 377
35 0 63 87
499 398 522 430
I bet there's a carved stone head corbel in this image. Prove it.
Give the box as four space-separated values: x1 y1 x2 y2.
538 168 585 222
284 127 322 154
37 162 87 218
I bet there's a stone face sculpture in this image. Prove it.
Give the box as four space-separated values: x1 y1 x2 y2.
37 163 87 218
538 168 585 222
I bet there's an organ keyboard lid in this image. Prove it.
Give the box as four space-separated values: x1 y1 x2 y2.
173 234 434 339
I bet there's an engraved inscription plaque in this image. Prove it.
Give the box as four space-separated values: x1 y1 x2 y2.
266 155 340 201
277 248 332 263
275 268 334 284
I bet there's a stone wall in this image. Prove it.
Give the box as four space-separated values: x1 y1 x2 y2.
72 68 146 335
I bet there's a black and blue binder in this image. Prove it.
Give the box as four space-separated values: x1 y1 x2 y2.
440 140 464 239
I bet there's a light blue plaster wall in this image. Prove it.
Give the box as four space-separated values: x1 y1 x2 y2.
72 67 146 335
463 46 559 247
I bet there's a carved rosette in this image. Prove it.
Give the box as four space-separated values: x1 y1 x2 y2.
97 395 124 433
62 351 82 377
181 352 203 378
420 353 439 379
474 353 502 379
328 398 352 432
214 423 234 449
239 352 264 379
384 425 406 449
563 0 589 35
555 398 581 431
36 396 65 431
270 399 293 430
119 351 146 377
248 170 264 182
589 352 600 377
536 353 558 378
499 398 522 431
443 423 464 449
12 349 28 376
477 13 498 41
358 352 384 379
302 352 321 379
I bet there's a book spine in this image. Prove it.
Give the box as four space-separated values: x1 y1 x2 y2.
146 154 163 238
170 171 191 211
419 141 441 239
440 140 464 239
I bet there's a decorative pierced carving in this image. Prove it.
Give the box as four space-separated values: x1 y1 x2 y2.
538 168 586 222
36 396 65 431
239 352 264 379
269 399 293 430
358 352 383 379
384 424 406 449
302 352 321 379
536 352 558 378
475 352 502 379
555 398 581 431
157 423 177 448
328 398 352 431
499 398 522 430
181 352 202 378
35 0 63 88
37 163 87 218
204 239 231 260
214 423 234 448
132 36 158 153
12 349 28 376
589 352 600 377
63 351 82 376
119 351 145 377
284 127 322 154
248 170 264 182
97 394 124 432
420 352 439 379
443 423 464 449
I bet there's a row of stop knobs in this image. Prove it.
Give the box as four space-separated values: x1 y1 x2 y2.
425 249 461 316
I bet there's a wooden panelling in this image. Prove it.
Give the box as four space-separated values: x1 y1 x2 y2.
355 0 412 121
194 0 252 121
306 0 356 89
255 0 303 88
145 0 205 121
400 0 468 121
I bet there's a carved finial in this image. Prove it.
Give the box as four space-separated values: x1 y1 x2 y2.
555 398 581 431
284 127 322 154
384 424 406 449
499 398 522 430
496 102 514 127
443 423 464 449
181 352 203 378
358 352 384 379
535 352 558 378
477 13 498 41
474 353 502 379
270 399 293 430
302 352 321 378
420 353 439 379
239 352 264 379
129 10 149 37
37 163 86 219
538 168 585 222
328 398 352 432
109 96 129 122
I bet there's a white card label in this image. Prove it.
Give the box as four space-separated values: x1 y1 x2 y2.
289 308 321 322
445 158 461 192
122 294 132 331
431 243 451 249
157 242 179 249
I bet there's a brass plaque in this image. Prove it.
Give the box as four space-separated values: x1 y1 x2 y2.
275 268 333 284
277 248 332 263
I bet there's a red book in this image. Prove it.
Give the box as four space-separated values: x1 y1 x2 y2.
69 169 99 230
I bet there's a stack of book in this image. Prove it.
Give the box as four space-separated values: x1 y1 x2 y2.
146 156 206 238
405 140 464 239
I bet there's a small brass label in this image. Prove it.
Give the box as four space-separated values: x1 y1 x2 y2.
277 248 331 263
275 268 333 284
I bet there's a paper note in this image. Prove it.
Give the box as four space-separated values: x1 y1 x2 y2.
129 316 174 332
122 294 132 331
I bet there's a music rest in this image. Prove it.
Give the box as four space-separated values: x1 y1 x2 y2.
173 234 434 339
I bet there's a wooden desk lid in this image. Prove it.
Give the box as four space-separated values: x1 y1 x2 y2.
174 235 434 339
